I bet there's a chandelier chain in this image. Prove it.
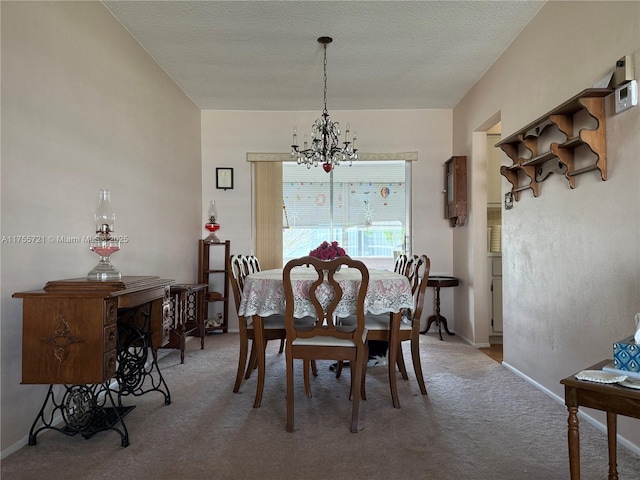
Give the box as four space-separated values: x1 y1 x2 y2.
323 43 328 113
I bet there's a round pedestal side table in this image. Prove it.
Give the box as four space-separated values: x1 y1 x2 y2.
420 276 459 340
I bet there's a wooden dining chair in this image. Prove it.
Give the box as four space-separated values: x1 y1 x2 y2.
239 254 285 360
283 255 370 433
360 253 411 364
335 253 411 377
339 254 430 407
228 254 286 405
395 254 431 395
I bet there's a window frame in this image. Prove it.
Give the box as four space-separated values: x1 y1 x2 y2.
249 152 417 269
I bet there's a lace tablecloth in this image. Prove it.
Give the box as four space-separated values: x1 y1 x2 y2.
238 267 414 319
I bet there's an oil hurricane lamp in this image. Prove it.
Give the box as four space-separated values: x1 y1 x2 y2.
87 189 121 281
204 200 221 243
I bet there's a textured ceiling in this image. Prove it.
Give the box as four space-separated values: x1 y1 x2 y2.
103 1 545 111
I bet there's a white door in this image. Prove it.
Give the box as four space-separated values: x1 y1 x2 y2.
492 276 503 333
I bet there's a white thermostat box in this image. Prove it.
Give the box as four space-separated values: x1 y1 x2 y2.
615 80 638 113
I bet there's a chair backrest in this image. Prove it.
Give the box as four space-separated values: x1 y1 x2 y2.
404 255 419 294
393 253 410 277
283 255 370 342
228 254 262 313
242 255 261 278
406 255 431 323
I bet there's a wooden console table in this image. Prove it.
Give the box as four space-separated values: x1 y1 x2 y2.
13 275 174 447
420 276 459 340
560 359 640 480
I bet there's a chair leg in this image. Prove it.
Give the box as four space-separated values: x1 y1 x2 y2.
388 312 401 409
348 362 354 401
303 360 312 398
247 338 270 377
396 345 409 380
411 333 428 395
233 333 249 393
253 317 266 409
361 342 368 401
335 360 343 378
349 345 368 402
311 360 318 377
245 341 257 379
350 353 364 433
278 338 284 354
286 352 295 432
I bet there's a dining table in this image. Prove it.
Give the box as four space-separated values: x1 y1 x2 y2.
238 266 414 408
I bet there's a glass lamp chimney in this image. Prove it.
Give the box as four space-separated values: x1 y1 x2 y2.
95 189 115 235
208 200 218 224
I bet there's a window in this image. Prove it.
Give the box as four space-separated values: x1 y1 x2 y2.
283 161 410 269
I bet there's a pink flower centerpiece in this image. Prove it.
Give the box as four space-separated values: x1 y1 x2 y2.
309 241 346 260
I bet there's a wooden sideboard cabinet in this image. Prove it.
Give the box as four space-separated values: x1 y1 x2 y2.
15 276 173 385
13 276 174 447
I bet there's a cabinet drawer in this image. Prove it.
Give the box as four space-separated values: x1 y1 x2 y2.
104 324 117 351
104 350 117 380
104 298 117 326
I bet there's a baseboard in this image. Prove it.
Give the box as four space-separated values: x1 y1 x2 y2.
455 331 490 348
1 435 28 460
502 361 640 457
1 352 173 460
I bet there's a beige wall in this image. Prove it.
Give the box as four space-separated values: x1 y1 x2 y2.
1 2 202 453
201 109 455 331
453 1 640 448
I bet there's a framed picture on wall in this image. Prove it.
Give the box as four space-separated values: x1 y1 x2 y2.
216 167 234 190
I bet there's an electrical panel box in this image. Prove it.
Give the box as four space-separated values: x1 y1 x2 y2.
613 54 634 87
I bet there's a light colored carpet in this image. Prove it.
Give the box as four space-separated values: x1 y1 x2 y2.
2 333 640 479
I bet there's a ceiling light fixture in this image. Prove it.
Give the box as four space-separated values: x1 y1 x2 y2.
290 36 358 173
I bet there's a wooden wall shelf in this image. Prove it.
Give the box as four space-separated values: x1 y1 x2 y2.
496 88 612 201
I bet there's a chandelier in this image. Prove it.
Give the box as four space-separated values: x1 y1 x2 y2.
291 36 358 173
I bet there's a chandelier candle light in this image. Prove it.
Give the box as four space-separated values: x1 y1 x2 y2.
291 37 358 173
87 189 122 281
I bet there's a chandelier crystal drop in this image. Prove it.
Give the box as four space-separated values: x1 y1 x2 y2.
291 36 358 173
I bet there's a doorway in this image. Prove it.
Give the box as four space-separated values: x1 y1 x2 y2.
486 124 503 343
